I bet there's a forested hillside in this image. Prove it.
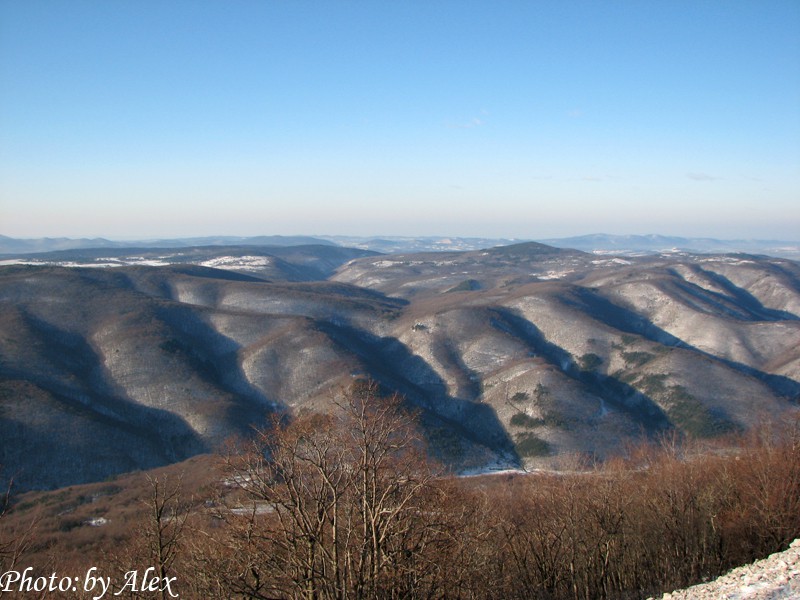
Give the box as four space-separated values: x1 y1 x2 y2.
1 242 798 490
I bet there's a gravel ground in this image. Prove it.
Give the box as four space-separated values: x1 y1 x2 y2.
650 540 800 600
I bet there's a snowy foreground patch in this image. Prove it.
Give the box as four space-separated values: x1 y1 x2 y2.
650 539 800 600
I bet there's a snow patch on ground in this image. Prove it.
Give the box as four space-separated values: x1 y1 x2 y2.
458 455 524 477
536 269 575 280
0 257 171 267
229 503 273 516
592 258 632 266
700 256 757 266
200 256 274 270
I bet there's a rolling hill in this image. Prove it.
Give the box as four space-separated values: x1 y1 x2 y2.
1 242 799 490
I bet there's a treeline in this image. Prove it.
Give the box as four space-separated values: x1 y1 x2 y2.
3 381 799 599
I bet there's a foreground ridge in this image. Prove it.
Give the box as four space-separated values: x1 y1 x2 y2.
651 540 800 600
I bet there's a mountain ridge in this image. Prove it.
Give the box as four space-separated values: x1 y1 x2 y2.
1 242 799 490
0 235 336 255
3 233 800 259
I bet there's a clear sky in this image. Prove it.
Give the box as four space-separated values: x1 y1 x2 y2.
1 1 799 240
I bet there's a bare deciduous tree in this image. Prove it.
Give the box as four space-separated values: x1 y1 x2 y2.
220 380 439 600
106 473 188 600
144 474 188 600
0 470 39 599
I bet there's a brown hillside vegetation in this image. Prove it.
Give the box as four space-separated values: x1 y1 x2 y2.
1 383 799 599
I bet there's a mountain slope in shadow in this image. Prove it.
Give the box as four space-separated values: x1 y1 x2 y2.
1 243 799 489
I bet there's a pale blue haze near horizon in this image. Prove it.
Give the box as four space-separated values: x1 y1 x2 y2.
1 1 799 240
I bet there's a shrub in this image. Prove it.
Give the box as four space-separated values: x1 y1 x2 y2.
514 432 551 457
510 412 543 428
446 279 481 293
579 352 603 371
622 350 656 366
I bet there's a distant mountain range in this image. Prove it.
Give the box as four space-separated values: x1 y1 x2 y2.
322 234 800 258
2 240 798 490
538 234 800 259
318 235 527 253
0 244 377 281
3 233 799 259
0 234 335 255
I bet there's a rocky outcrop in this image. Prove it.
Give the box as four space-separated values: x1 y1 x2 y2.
650 539 800 600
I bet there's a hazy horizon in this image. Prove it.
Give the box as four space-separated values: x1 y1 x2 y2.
2 2 799 241
3 231 800 246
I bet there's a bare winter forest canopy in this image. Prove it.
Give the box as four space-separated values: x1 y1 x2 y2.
2 380 800 599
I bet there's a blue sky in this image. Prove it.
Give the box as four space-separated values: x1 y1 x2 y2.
1 1 799 240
